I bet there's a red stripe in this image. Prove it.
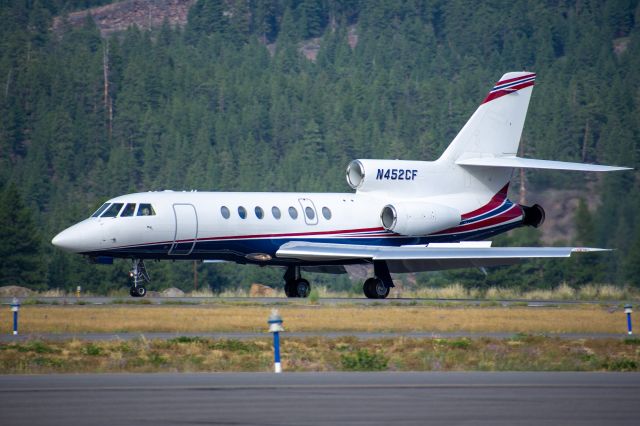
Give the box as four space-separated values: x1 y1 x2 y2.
482 80 535 104
493 73 536 87
461 184 509 220
438 205 523 234
103 227 390 250
199 227 387 242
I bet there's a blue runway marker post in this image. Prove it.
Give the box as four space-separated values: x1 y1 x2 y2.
624 304 633 335
10 297 19 335
268 309 284 373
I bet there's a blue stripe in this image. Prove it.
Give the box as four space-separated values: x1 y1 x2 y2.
460 200 513 225
492 76 535 92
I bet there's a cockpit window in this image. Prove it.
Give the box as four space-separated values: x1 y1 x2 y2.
120 203 136 217
101 203 124 218
91 203 111 218
137 204 156 216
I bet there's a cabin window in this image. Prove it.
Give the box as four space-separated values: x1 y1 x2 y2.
221 206 230 219
238 206 247 219
120 203 136 217
322 207 332 220
272 206 281 219
137 204 156 216
255 206 264 219
305 206 315 220
288 206 298 219
91 203 110 218
102 203 124 218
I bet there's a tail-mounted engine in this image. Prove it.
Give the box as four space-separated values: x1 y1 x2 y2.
346 159 429 194
380 202 461 236
521 204 545 228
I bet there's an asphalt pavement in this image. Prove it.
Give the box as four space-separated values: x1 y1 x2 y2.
0 372 638 425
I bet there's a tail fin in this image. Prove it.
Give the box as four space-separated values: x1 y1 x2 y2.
439 72 536 164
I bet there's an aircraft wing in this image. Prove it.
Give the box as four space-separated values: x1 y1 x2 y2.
275 241 609 273
456 156 631 172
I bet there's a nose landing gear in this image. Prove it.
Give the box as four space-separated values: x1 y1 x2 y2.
129 259 150 297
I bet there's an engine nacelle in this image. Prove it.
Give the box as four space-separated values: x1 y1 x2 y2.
346 159 429 193
380 202 461 236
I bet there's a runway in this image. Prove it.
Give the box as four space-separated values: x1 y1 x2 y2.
1 372 639 425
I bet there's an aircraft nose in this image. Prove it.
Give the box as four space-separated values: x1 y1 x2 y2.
52 222 96 253
52 228 79 252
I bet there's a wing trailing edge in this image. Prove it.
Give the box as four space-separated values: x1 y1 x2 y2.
456 156 631 172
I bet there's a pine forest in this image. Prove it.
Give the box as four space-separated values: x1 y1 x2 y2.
1 0 639 294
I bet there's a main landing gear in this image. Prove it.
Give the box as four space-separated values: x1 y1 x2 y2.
283 262 394 299
283 266 311 298
129 259 150 297
363 261 394 299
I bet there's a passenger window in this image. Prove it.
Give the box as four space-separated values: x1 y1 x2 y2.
137 204 156 216
102 203 124 218
272 206 281 219
221 206 230 219
238 206 247 219
288 206 298 219
305 207 315 220
91 203 110 218
120 203 136 217
255 206 264 219
322 207 332 220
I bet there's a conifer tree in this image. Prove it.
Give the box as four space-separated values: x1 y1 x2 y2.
0 184 46 289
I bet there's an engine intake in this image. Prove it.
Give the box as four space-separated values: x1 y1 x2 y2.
346 160 365 189
345 159 427 193
381 202 461 236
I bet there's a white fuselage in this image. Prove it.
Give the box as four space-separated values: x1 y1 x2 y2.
52 183 525 267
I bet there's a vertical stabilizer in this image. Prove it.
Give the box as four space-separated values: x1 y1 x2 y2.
439 72 536 164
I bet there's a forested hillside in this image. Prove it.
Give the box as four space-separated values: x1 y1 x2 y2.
1 0 639 293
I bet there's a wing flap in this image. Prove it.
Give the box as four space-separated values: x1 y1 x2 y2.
456 156 631 172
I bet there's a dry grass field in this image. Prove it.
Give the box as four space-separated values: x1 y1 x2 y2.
3 304 638 374
9 304 631 334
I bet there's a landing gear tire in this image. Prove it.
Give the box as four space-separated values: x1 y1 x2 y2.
283 266 311 298
284 279 311 298
284 281 295 297
129 259 150 298
363 277 390 299
130 286 147 298
295 278 311 298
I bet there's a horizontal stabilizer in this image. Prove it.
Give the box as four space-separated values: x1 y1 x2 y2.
276 241 609 273
456 156 631 172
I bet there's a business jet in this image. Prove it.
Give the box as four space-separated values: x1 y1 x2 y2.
52 72 630 298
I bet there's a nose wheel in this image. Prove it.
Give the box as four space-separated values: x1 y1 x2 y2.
129 259 150 298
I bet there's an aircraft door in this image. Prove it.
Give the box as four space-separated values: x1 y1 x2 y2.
298 198 318 225
169 204 198 255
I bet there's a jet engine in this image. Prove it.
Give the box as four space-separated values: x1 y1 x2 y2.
346 159 427 193
521 204 545 228
380 202 461 236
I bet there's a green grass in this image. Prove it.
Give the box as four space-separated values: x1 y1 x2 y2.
1 336 638 374
340 349 388 371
